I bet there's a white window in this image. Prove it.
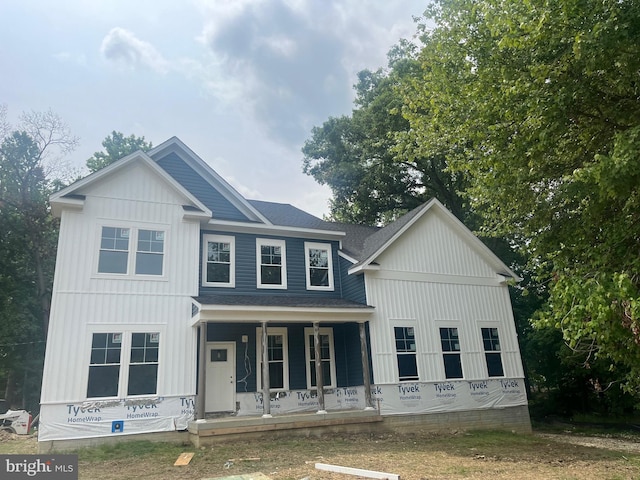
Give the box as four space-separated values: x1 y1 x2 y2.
97 225 165 277
304 242 334 291
203 234 235 287
256 238 287 289
98 227 130 274
256 327 289 391
304 327 336 389
87 331 160 399
136 230 165 275
394 326 419 381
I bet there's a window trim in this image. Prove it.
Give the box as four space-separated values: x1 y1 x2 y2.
256 238 287 289
304 242 334 291
202 234 235 287
304 327 337 389
256 327 289 391
95 223 167 279
85 326 163 400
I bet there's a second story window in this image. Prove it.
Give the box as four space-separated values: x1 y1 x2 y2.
203 234 235 287
304 242 334 291
136 230 164 275
98 226 166 277
99 227 130 274
256 238 287 289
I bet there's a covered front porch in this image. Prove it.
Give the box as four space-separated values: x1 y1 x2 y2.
191 294 376 421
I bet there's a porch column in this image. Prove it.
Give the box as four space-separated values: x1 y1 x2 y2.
359 322 374 410
313 322 327 414
196 322 206 420
261 321 272 418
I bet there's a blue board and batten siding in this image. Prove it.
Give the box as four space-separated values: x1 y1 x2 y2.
157 152 251 222
339 256 366 304
199 230 343 297
206 322 365 392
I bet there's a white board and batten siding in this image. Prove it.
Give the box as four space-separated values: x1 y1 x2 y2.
41 160 200 404
364 206 525 385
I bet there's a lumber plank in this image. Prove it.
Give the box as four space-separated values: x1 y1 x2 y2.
174 452 194 466
315 462 400 480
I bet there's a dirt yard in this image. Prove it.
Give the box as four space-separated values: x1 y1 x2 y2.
1 429 639 479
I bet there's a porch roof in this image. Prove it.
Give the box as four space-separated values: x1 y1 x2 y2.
191 294 374 324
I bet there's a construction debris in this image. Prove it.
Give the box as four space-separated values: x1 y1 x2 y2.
201 473 271 480
315 462 400 480
174 452 195 466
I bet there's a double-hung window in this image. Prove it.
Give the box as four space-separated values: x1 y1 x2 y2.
128 333 160 395
98 226 165 276
394 326 419 381
256 238 287 289
87 331 160 398
440 327 463 379
256 327 289 391
87 333 122 398
304 327 336 389
482 327 504 377
304 242 334 290
203 234 235 287
98 227 130 274
136 230 164 275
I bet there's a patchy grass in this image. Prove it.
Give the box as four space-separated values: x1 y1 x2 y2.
2 429 640 479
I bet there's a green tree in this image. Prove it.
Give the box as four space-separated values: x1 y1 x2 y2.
302 41 470 225
399 0 640 395
0 107 76 411
86 131 152 173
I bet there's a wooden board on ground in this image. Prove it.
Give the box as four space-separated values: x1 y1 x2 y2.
174 452 194 466
316 462 400 480
202 473 271 480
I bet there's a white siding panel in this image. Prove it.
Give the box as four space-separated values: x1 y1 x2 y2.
77 161 185 206
42 159 201 405
41 292 196 402
376 209 498 278
366 275 524 384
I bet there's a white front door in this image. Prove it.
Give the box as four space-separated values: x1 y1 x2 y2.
205 342 236 412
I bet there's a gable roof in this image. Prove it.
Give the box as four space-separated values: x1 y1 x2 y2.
347 198 520 280
49 149 211 219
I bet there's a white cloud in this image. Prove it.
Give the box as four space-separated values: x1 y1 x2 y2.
194 0 424 146
100 27 170 74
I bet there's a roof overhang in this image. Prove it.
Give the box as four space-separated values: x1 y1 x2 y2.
207 218 346 240
191 295 374 326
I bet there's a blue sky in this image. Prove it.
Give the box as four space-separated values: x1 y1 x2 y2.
1 0 425 217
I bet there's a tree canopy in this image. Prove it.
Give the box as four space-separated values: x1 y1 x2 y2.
397 0 640 393
86 131 152 173
302 41 470 225
0 107 77 410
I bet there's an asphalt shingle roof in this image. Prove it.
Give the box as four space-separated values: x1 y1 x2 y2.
247 200 329 229
194 294 372 309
